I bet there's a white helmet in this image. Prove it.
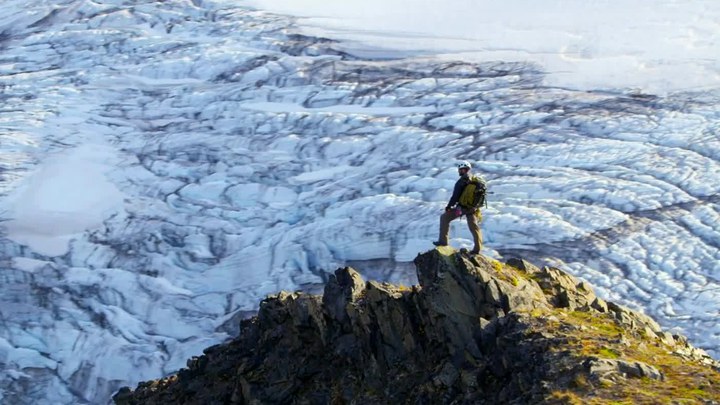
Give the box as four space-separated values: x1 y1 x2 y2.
457 161 472 170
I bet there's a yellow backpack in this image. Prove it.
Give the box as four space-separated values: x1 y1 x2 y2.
458 175 487 209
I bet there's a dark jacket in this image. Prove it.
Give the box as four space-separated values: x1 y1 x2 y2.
447 174 471 209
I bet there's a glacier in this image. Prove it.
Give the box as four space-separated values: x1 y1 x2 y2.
0 0 718 403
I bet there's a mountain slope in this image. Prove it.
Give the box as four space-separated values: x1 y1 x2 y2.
114 248 720 404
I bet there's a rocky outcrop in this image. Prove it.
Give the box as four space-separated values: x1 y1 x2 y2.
114 247 720 404
586 358 663 381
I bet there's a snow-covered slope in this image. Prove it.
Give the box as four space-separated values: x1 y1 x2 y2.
246 0 720 94
0 0 718 403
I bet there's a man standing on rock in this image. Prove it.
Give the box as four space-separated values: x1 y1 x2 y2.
433 161 486 254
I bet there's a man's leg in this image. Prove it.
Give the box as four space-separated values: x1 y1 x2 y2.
438 210 459 245
466 210 483 252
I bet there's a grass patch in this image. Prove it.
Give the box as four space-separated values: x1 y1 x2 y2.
477 258 524 287
597 347 620 359
566 310 623 337
490 259 504 273
539 309 720 403
507 263 541 283
529 308 546 317
548 390 585 405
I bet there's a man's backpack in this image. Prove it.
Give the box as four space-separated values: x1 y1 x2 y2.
459 175 488 209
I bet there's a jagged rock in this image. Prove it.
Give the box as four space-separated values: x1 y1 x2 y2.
506 258 603 312
505 258 541 274
114 249 720 404
587 357 664 381
607 301 662 334
591 297 609 312
434 362 460 387
533 265 597 310
658 331 675 346
322 266 365 325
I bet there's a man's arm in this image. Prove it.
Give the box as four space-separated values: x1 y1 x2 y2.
446 178 465 209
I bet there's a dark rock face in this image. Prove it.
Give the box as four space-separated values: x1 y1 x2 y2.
114 248 720 404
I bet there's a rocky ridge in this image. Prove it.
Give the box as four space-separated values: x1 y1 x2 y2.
114 248 720 404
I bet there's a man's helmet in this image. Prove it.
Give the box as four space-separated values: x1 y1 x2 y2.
457 161 472 170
